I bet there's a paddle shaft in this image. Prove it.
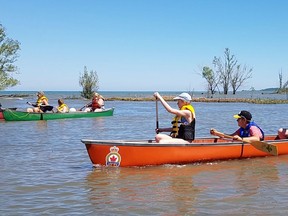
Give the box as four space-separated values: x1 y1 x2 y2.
79 105 87 111
156 99 159 134
79 102 92 111
213 131 240 140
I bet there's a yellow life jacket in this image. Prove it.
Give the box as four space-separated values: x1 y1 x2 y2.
170 104 195 137
36 96 48 106
57 103 69 112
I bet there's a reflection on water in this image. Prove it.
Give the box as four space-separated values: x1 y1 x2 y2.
85 165 202 215
1 100 288 215
84 157 285 215
36 120 48 130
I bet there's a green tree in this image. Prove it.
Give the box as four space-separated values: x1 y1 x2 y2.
79 66 99 99
202 66 219 97
0 24 21 90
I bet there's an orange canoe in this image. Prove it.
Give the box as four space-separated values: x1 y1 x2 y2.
81 135 287 167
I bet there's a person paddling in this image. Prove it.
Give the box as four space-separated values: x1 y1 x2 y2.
153 92 196 143
27 91 51 113
83 92 105 112
210 110 264 142
277 128 288 139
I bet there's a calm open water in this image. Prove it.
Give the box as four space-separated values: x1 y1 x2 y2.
1 91 288 215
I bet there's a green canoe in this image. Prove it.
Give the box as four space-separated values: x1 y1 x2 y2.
3 108 114 121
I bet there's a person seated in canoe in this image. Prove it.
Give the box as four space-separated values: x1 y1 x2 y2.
55 98 69 113
84 92 105 112
210 110 264 142
27 91 52 113
277 128 288 139
153 92 196 143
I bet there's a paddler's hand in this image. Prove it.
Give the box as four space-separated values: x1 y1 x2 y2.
153 92 160 99
210 128 217 135
233 135 243 141
155 128 163 133
210 128 224 138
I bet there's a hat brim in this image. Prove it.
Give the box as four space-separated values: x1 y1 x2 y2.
173 96 190 102
233 114 241 119
173 96 181 100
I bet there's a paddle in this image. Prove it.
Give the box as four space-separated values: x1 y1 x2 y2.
210 128 278 156
79 102 92 111
0 107 17 111
156 99 159 134
27 101 37 107
41 105 54 111
79 105 86 111
27 102 54 112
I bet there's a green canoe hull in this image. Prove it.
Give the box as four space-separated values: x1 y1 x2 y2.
3 108 114 121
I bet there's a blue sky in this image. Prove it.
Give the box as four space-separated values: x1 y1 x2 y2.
1 0 287 91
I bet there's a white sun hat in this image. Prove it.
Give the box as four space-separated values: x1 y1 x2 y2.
173 92 192 102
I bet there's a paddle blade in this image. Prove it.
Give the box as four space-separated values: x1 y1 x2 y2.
45 105 54 111
40 105 54 112
249 140 278 156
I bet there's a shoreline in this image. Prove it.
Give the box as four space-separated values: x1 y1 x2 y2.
106 96 288 104
1 94 288 104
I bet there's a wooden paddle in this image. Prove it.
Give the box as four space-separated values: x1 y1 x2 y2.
210 128 278 156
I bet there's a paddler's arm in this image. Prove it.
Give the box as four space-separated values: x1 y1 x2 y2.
239 136 260 142
153 92 182 115
154 92 175 112
84 101 92 108
156 127 173 133
210 128 226 138
154 92 192 124
210 128 260 142
210 128 240 140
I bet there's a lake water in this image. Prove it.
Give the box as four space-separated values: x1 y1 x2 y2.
1 91 288 215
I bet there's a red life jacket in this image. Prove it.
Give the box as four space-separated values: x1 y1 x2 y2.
91 97 101 110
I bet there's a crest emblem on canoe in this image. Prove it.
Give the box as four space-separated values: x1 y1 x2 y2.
106 146 121 167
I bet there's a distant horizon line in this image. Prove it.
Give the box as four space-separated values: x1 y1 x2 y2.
2 88 278 92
